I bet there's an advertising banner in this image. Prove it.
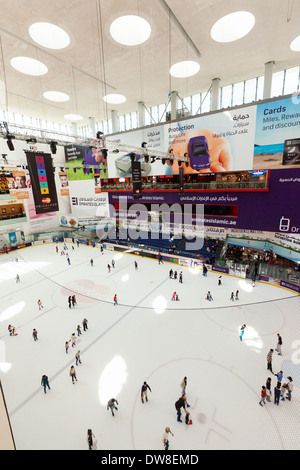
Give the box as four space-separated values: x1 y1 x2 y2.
25 151 59 214
64 144 103 181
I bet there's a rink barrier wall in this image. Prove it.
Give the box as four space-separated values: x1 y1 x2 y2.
0 237 299 295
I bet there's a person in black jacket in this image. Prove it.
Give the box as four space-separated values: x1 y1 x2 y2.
141 381 151 403
175 394 187 422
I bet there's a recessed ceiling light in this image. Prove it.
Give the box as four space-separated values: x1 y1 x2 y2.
211 11 255 43
43 91 70 102
10 56 48 76
110 15 151 46
64 114 83 121
29 22 70 50
290 35 300 51
103 94 126 104
169 61 200 78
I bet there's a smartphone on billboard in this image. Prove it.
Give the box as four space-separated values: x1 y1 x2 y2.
188 136 210 170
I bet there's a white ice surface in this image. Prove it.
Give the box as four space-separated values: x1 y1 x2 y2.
0 243 299 450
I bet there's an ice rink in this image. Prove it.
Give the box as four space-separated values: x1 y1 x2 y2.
0 242 299 450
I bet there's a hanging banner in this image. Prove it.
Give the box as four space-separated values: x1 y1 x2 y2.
58 171 70 197
25 151 58 214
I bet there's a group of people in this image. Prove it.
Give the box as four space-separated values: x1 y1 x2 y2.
169 269 183 283
68 295 77 308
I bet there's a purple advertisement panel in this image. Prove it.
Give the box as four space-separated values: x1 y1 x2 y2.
108 168 300 234
280 280 300 293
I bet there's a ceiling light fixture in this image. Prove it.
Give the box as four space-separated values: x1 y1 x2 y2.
290 35 300 51
43 91 70 102
29 22 70 50
211 11 255 43
169 61 200 78
103 94 126 104
10 56 48 76
110 15 151 46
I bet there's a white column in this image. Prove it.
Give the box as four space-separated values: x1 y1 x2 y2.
170 91 177 121
138 101 145 128
211 78 220 111
71 122 78 135
263 61 275 100
111 110 118 133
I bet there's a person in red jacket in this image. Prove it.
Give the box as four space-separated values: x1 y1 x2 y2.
259 386 266 406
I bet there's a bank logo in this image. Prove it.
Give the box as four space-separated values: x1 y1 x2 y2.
72 197 78 205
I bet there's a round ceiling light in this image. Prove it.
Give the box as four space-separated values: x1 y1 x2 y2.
110 15 151 46
103 94 126 104
10 56 48 76
64 114 83 121
43 91 70 102
290 35 300 51
169 60 200 78
211 11 255 43
29 22 70 50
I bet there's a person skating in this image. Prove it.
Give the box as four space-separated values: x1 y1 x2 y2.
65 341 70 354
41 375 50 394
107 398 118 416
107 264 111 273
82 318 88 331
71 295 77 307
68 296 72 308
275 333 282 355
185 411 192 425
8 325 16 336
70 365 77 384
75 350 82 366
235 290 239 300
77 325 82 337
267 349 274 374
70 333 76 348
113 294 118 306
274 384 281 405
180 377 187 395
230 292 234 301
16 274 20 283
179 271 183 283
90 259 93 267
218 276 222 286
87 429 97 450
111 259 115 268
266 377 272 402
141 381 151 403
169 269 173 279
32 328 38 341
175 394 187 422
240 324 247 341
134 261 138 270
206 291 213 301
259 386 266 406
281 376 293 401
162 427 174 451
37 299 43 310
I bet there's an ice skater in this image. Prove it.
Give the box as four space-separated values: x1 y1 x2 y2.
87 429 97 450
8 325 16 336
267 349 274 374
82 318 88 331
75 350 82 366
37 299 43 310
68 296 72 308
107 398 118 416
67 256 71 265
239 324 247 341
112 259 115 268
32 328 38 341
266 377 272 402
107 264 111 273
134 261 138 269
175 394 187 422
174 270 177 280
16 274 20 283
179 271 183 283
162 427 174 451
169 269 173 279
90 259 93 267
235 290 239 300
275 333 282 355
281 376 293 401
70 365 77 384
185 411 192 425
71 295 77 307
203 264 208 277
77 325 82 337
141 381 151 403
274 384 281 405
230 292 234 301
218 276 222 286
206 291 213 301
65 341 70 354
41 374 50 394
259 386 266 406
70 333 76 348
180 377 187 395
114 294 118 306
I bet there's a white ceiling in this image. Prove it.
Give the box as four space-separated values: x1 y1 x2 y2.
0 0 299 129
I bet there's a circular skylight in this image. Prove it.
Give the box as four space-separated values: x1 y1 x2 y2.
43 91 70 102
110 15 151 46
29 22 70 50
211 11 255 43
10 56 48 76
64 114 83 121
169 61 200 78
290 35 300 51
103 94 126 104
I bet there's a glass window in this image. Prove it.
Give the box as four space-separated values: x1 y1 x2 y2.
284 66 300 94
125 113 131 130
191 94 201 114
271 70 284 97
221 85 232 109
201 91 211 114
131 112 137 129
232 81 244 106
244 78 257 103
256 76 264 100
119 115 125 132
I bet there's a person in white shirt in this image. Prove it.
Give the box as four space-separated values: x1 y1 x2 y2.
162 427 174 451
